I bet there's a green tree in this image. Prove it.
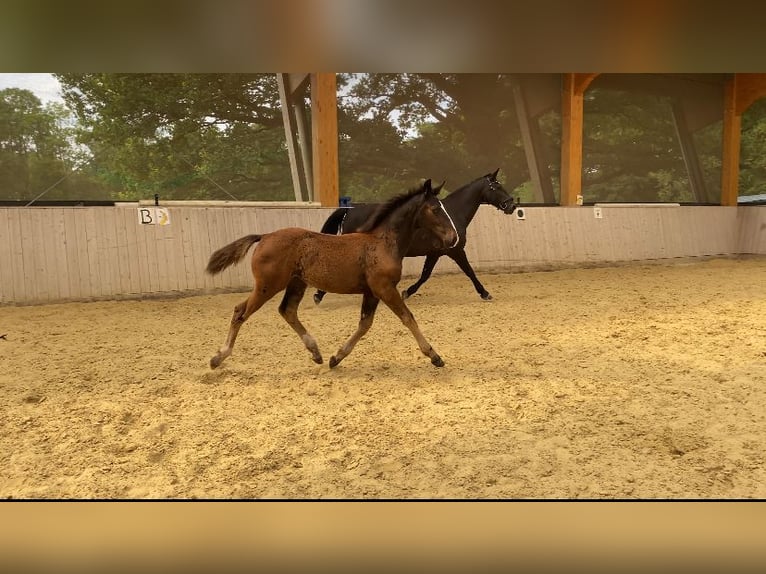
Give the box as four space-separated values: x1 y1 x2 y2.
740 98 766 198
582 88 693 202
341 73 534 198
582 85 725 203
46 73 762 206
0 88 80 201
55 73 293 201
52 73 547 203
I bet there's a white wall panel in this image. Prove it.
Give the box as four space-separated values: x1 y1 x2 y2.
0 205 762 305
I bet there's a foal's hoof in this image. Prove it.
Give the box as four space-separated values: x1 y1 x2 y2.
401 289 411 300
312 355 324 365
431 356 445 367
313 293 323 305
329 356 340 368
480 292 493 301
210 355 222 369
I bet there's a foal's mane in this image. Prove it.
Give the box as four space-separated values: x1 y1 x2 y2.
356 182 428 233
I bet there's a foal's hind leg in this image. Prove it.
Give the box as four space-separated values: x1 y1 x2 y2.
402 253 441 299
328 292 380 368
279 278 323 364
376 284 444 367
210 286 278 369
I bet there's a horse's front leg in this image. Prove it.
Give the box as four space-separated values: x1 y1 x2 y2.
449 248 492 300
375 284 444 367
279 278 323 364
329 292 380 368
402 253 441 300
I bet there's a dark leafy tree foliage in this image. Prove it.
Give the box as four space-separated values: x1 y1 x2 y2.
0 74 763 204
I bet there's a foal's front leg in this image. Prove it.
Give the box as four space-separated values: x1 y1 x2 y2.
376 284 445 367
329 292 380 368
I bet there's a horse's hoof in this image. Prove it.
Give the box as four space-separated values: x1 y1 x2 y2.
431 356 445 367
481 292 493 301
401 289 411 300
210 355 222 369
313 294 322 305
312 355 323 365
329 356 339 368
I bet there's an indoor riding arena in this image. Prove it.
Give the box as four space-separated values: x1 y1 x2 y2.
1 204 765 499
1 73 766 499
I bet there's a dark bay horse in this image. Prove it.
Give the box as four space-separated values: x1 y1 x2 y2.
313 169 516 305
206 179 458 369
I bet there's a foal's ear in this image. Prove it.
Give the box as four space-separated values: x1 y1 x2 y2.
432 180 446 196
423 179 432 192
491 167 500 179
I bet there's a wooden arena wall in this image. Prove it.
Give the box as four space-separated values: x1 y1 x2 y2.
1 205 764 305
737 205 766 255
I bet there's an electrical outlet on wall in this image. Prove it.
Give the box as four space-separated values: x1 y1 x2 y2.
593 207 603 219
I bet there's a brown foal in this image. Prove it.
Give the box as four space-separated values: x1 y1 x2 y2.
206 179 458 370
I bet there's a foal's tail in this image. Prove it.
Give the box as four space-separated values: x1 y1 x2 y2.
206 234 262 275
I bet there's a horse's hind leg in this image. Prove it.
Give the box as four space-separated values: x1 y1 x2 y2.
210 286 276 369
449 248 491 300
313 289 327 305
402 253 440 299
376 285 444 367
279 279 323 364
329 292 380 368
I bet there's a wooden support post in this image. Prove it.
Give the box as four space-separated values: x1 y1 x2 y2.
671 99 709 203
512 79 556 203
721 75 740 207
293 96 314 202
277 73 309 202
560 73 598 206
310 73 339 208
722 73 766 206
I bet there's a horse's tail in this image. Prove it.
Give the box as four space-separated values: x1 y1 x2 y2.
206 234 262 275
319 208 347 235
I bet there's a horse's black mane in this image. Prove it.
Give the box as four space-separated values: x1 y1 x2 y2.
356 182 429 233
452 172 494 193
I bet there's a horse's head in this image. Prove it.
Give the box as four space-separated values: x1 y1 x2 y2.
482 168 516 214
417 179 459 249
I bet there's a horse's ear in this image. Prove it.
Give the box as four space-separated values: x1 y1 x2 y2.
423 179 432 192
491 168 500 179
433 180 446 196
